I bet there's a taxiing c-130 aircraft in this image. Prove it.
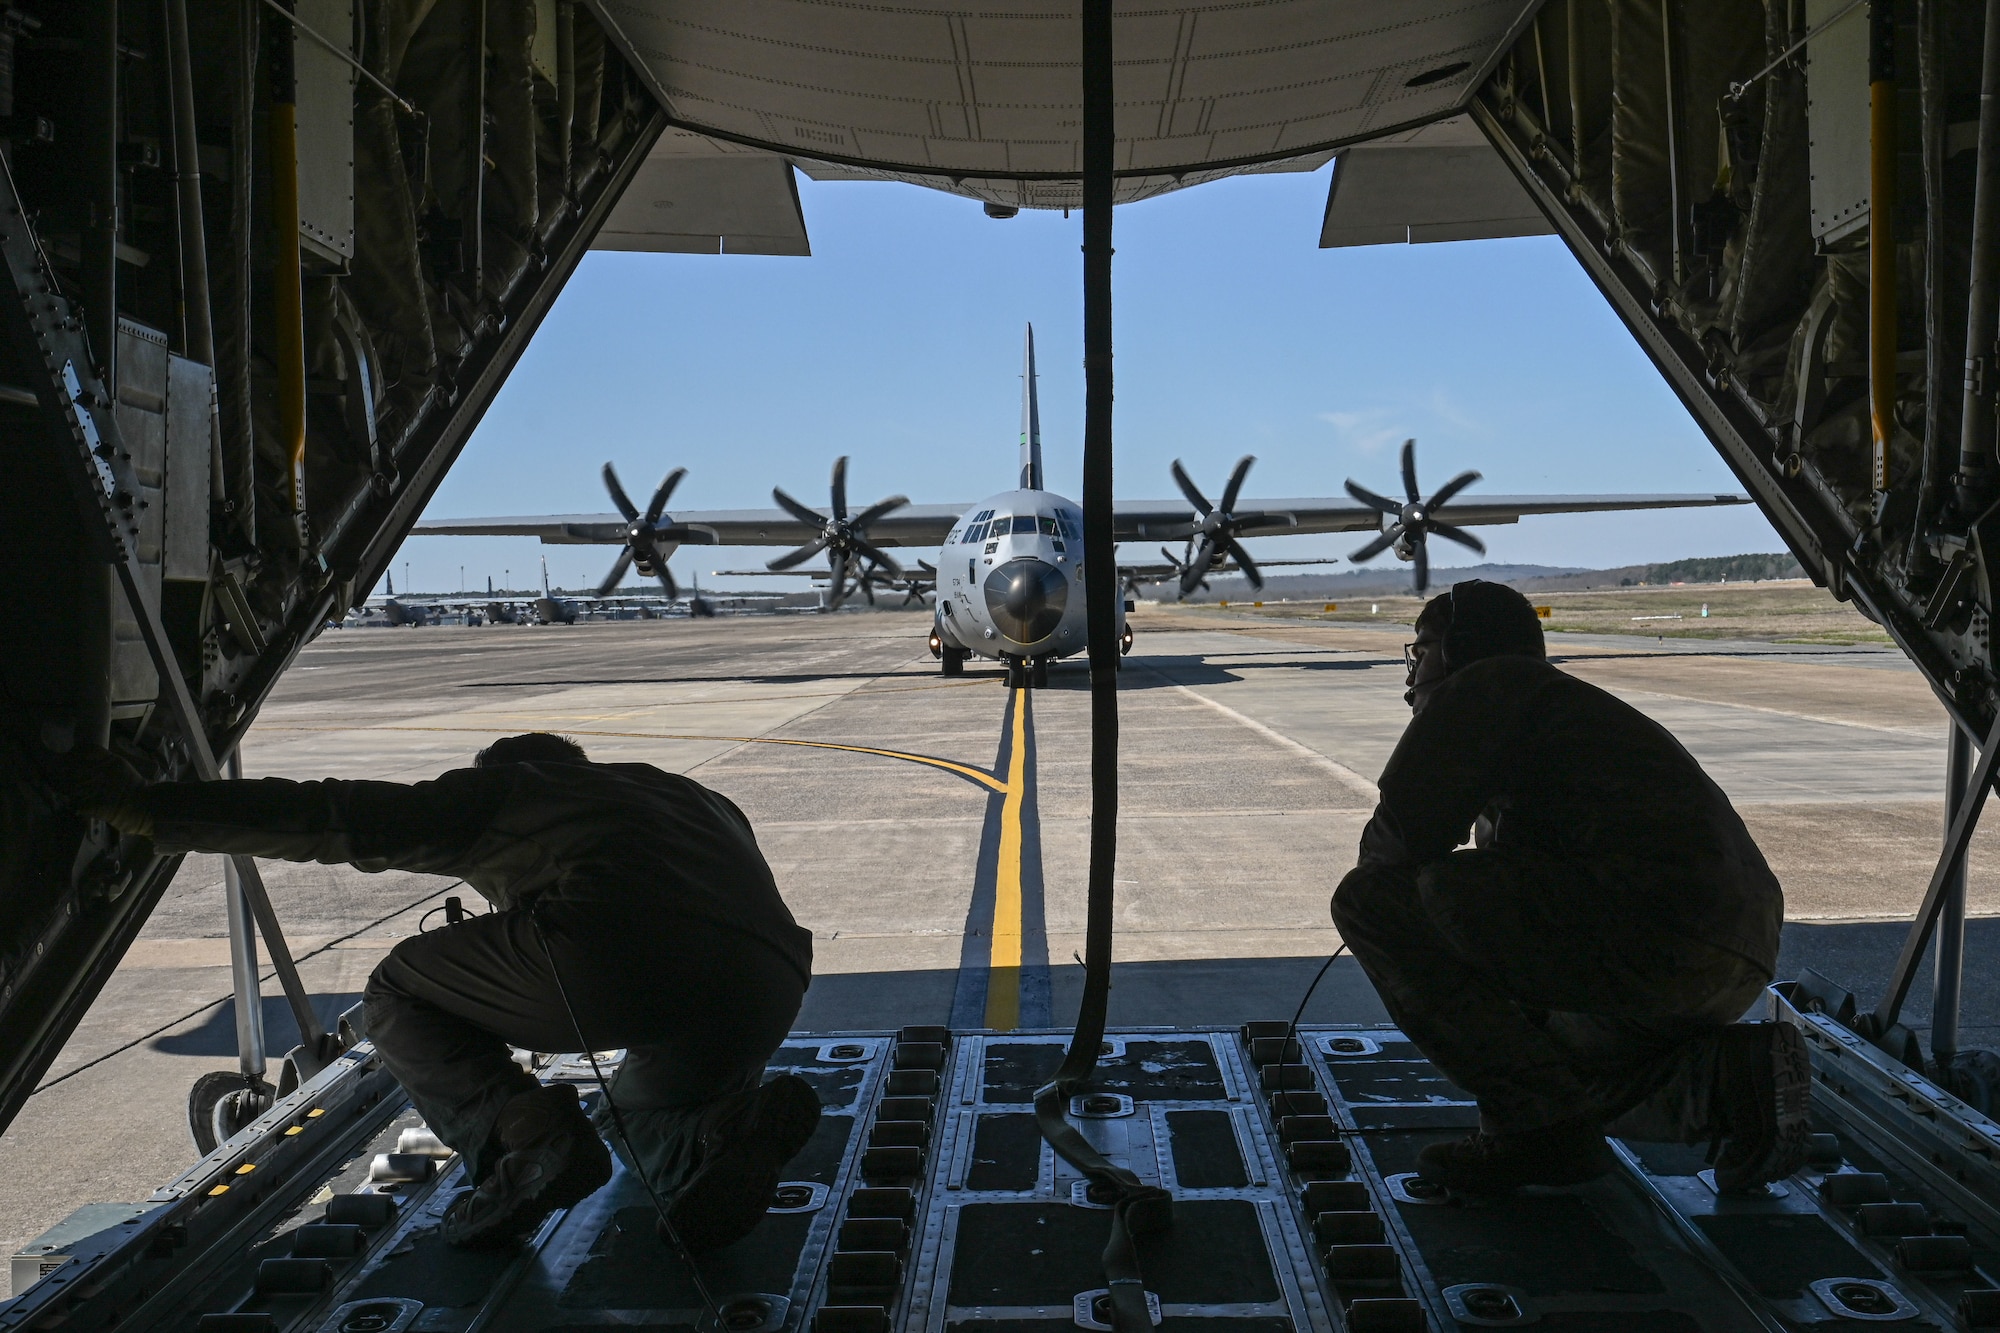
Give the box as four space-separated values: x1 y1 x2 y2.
413 325 1748 685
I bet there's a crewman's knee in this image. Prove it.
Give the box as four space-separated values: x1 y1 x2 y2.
360 934 440 1052
364 933 430 1006
1330 863 1410 937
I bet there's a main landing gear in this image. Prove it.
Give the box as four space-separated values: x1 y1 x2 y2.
931 626 969 677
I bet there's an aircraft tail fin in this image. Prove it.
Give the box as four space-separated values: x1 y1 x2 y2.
1020 323 1043 490
541 554 551 597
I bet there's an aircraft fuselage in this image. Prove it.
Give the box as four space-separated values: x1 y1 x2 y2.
932 487 1124 665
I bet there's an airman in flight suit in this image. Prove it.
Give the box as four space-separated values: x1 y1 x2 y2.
63 733 820 1249
1332 581 1807 1194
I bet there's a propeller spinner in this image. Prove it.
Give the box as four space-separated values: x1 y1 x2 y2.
1168 455 1295 598
767 456 910 610
1344 439 1484 593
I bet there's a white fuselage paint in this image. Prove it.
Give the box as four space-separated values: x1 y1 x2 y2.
931 486 1123 663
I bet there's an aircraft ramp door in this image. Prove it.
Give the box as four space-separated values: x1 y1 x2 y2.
8 992 2000 1333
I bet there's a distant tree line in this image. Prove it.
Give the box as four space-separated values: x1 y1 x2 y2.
1624 553 1805 585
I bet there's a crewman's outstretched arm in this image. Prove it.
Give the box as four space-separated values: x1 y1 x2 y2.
129 769 507 877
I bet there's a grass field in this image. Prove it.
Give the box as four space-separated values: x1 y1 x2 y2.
1165 578 1891 644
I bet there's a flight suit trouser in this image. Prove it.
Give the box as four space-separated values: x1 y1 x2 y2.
1331 848 1770 1138
363 900 807 1188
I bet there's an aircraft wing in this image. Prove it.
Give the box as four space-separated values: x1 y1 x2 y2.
1107 493 1748 540
1117 556 1343 583
414 493 1747 549
411 504 969 549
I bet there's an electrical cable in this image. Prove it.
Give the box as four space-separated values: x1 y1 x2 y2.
256 0 419 115
1728 0 1866 100
32 878 467 1096
1284 944 1348 1061
528 906 723 1325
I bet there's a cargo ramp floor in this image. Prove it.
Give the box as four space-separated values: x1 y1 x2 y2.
8 989 2000 1333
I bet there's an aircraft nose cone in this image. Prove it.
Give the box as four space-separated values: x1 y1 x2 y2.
984 558 1068 643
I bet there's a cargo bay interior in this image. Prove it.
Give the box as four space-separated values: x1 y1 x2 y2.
11 2 2000 1332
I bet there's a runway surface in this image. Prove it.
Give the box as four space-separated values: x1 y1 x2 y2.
0 608 1989 1273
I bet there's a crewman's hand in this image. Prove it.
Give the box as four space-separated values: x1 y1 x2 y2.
43 745 155 835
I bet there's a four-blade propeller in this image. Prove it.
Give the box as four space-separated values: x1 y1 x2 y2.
767 456 910 610
1168 455 1294 598
1344 439 1484 594
598 463 709 601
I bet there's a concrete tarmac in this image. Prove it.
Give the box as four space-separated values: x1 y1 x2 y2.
0 609 1989 1273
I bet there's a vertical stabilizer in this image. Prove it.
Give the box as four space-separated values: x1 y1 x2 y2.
541 555 551 597
1020 323 1043 490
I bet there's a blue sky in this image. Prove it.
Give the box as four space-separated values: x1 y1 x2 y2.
396 162 1782 594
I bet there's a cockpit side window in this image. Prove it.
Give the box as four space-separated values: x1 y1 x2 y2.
963 522 988 544
1056 510 1081 540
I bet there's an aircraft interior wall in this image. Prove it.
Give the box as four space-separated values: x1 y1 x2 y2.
0 0 662 1138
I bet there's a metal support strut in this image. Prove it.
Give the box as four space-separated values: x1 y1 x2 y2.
1932 721 1974 1063
1871 709 2000 1037
224 755 268 1082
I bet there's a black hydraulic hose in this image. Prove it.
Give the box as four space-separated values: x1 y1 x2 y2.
1961 0 2000 508
1077 0 1118 1078
1025 12 1170 1333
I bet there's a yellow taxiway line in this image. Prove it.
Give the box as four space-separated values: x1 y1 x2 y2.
983 688 1031 1030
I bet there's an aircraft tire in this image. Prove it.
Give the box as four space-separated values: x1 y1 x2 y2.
941 649 965 676
188 1070 274 1154
1030 656 1049 688
1006 656 1029 689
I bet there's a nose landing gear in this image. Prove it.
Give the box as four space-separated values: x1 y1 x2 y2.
1005 655 1052 688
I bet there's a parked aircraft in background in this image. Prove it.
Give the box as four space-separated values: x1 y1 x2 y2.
414 325 1748 685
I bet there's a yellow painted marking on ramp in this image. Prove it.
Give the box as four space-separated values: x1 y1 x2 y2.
255 724 1009 791
984 688 1031 1031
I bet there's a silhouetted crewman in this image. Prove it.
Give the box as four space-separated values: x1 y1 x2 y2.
61 733 819 1249
1332 581 1804 1194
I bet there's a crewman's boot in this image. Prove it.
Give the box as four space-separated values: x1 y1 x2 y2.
1709 1022 1810 1192
663 1074 821 1252
1415 1114 1614 1194
441 1083 613 1248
